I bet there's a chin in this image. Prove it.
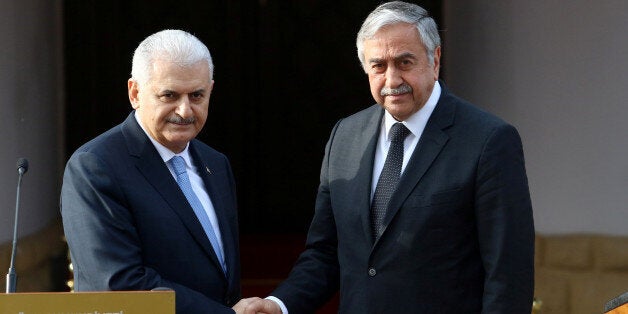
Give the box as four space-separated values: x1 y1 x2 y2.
165 134 193 144
384 107 410 120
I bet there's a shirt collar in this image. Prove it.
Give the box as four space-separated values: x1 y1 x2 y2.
134 111 193 166
382 81 441 140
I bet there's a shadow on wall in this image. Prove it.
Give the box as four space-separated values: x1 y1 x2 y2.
534 234 628 314
0 220 68 292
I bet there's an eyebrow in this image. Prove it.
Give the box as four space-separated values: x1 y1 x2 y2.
395 52 418 61
158 88 207 94
368 52 418 64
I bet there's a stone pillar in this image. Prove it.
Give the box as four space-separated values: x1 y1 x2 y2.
443 0 628 235
0 0 66 291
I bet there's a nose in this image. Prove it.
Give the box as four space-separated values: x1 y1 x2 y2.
384 66 404 88
175 96 193 118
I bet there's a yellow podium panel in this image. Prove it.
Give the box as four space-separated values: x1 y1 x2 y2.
607 303 628 314
0 291 174 314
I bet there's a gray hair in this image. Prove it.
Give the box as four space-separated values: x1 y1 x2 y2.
131 29 214 84
356 1 441 69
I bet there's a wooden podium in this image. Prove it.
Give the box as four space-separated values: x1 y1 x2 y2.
0 290 175 314
606 303 628 314
605 291 628 314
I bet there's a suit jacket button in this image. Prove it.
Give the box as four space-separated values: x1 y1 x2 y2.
368 267 377 277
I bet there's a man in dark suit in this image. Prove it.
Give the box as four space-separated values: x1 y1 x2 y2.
237 2 535 313
61 29 240 314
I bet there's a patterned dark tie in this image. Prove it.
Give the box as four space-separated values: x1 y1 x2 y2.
371 122 411 241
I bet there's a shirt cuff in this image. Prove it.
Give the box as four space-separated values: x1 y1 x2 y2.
265 296 288 314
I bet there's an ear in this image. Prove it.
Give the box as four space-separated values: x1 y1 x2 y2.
432 46 441 80
128 79 140 109
205 80 215 103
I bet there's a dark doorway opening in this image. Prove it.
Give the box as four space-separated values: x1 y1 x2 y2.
64 1 442 311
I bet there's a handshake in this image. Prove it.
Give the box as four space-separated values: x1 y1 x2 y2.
232 297 283 314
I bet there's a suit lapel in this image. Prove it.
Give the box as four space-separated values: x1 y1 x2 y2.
378 95 456 243
121 113 224 273
189 143 236 280
357 108 385 246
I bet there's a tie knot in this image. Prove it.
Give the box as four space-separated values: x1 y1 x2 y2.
390 123 410 143
169 156 187 176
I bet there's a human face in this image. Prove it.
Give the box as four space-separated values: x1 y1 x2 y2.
363 23 440 121
128 59 214 153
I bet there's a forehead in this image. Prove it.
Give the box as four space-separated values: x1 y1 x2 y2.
148 59 211 90
363 23 425 59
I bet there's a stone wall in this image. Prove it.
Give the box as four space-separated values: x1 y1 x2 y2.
535 234 628 313
0 220 67 292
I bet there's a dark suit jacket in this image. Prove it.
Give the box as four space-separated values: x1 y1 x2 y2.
272 84 535 313
61 112 240 314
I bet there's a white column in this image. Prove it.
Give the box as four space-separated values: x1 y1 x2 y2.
443 0 628 235
0 0 64 243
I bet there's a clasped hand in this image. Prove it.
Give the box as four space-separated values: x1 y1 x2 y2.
232 297 282 314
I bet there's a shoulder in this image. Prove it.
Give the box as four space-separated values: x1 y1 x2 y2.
437 90 525 160
341 104 382 124
65 113 148 175
189 139 232 172
332 104 382 134
190 139 226 159
62 122 132 187
70 112 142 159
439 88 513 134
69 123 126 161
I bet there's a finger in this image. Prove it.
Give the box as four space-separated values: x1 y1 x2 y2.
248 299 281 314
233 297 262 311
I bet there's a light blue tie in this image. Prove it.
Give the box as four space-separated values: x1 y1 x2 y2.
169 156 226 273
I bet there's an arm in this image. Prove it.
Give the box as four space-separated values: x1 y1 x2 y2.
269 121 343 313
475 124 535 313
61 151 234 314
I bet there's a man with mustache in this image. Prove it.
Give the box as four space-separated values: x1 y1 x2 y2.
61 29 241 313
235 1 534 313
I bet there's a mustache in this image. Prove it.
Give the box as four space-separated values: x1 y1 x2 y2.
380 84 413 96
166 115 196 124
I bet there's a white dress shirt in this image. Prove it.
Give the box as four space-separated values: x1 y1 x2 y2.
134 113 225 258
268 81 442 314
371 81 441 200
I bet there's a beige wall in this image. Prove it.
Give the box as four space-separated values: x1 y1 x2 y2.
443 1 628 235
0 0 64 243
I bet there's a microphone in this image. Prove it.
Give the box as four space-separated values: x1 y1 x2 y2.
6 158 28 293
